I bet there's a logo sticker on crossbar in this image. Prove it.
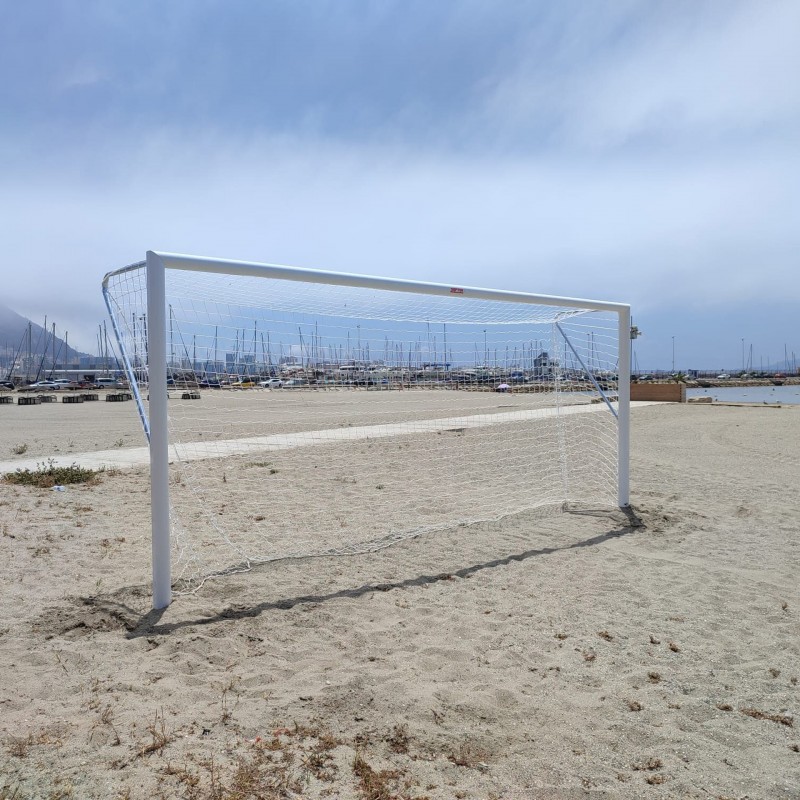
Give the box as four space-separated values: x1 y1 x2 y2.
450 287 464 294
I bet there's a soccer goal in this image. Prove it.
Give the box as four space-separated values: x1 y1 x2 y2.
103 252 630 608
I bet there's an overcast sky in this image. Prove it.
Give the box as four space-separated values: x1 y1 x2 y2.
1 0 798 369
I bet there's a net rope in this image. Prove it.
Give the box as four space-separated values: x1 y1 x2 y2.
103 263 620 592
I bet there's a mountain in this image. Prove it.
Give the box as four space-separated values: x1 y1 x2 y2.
0 304 91 365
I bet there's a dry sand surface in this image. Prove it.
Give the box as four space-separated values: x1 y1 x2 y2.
0 393 798 799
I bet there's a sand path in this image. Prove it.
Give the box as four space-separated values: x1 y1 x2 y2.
0 400 661 472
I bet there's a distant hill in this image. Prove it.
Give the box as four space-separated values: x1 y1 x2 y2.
0 304 90 364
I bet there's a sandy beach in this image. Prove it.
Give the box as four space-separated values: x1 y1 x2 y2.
0 394 798 799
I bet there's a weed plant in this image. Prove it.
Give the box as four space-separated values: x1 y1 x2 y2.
4 459 101 488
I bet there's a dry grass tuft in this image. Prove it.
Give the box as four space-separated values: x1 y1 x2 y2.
161 761 200 792
219 679 240 725
597 630 614 641
162 746 304 799
632 757 663 771
627 700 644 712
224 749 302 798
301 746 337 783
352 753 400 800
138 709 172 757
6 735 32 759
447 741 490 768
386 723 411 754
5 727 63 758
647 671 662 683
740 708 793 727
90 704 121 746
158 723 351 797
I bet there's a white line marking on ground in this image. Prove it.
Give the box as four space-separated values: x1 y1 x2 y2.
0 401 664 473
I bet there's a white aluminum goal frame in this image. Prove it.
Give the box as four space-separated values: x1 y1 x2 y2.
104 250 631 609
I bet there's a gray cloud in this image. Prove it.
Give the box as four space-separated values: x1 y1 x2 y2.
1 1 798 365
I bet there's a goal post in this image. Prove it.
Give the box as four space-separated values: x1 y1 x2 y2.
147 252 171 610
103 251 631 609
617 305 631 509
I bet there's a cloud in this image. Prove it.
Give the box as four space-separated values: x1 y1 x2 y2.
3 134 797 326
0 1 798 364
481 2 800 150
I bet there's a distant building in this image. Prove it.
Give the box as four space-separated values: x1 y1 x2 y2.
533 351 558 377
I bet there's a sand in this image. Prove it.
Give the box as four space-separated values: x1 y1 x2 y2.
0 395 798 799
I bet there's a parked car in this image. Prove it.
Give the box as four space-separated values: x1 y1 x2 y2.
282 378 309 388
95 378 121 388
24 379 77 390
23 381 56 390
0 381 15 391
258 378 284 388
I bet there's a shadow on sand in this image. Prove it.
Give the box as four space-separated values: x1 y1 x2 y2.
84 506 643 639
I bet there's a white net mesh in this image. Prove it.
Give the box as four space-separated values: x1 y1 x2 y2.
103 261 620 592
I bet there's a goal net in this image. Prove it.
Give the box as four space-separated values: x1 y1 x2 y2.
103 253 629 604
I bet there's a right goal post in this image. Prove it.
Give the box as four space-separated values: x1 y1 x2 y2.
103 251 630 609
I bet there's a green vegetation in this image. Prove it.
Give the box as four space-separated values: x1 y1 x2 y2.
3 459 101 488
